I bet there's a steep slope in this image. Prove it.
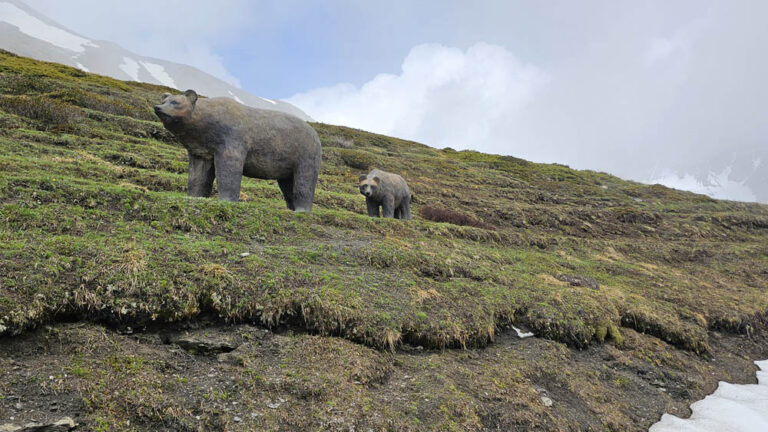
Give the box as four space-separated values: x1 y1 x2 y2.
0 51 767 431
0 0 311 120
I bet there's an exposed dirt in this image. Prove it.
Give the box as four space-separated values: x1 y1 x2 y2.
1 323 765 431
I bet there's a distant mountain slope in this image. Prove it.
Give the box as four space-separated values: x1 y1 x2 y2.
0 0 311 120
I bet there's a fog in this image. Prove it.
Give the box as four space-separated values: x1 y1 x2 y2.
24 0 768 202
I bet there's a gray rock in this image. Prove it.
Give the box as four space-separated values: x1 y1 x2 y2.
0 417 76 432
162 331 241 355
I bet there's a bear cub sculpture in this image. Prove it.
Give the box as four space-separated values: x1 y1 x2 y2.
359 168 411 220
154 90 322 212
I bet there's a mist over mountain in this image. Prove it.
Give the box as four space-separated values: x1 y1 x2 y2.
0 0 310 120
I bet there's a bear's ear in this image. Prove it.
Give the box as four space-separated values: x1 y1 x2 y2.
183 89 198 105
372 176 380 185
161 93 172 102
358 174 368 182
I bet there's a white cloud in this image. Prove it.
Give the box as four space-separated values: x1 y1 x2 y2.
288 43 548 151
180 44 241 88
645 15 711 66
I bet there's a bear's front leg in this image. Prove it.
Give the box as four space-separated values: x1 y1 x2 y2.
366 198 380 217
381 196 395 218
187 155 215 197
214 144 246 202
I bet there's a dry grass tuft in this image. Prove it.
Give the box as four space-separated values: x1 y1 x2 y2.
199 263 231 279
419 206 495 230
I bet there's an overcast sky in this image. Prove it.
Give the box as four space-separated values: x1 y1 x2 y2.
24 0 768 202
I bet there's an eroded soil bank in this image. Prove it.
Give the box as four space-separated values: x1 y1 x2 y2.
1 322 765 431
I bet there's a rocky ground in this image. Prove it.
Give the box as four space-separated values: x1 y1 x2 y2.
1 322 766 431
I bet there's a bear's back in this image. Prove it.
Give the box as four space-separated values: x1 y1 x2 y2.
191 98 319 148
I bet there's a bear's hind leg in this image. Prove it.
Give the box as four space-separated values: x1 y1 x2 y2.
394 206 403 219
401 196 411 220
291 159 319 213
277 178 296 210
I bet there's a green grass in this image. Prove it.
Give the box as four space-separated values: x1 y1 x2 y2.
1 48 768 358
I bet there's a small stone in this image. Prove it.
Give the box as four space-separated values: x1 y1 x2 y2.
233 416 242 422
556 274 600 290
541 396 553 407
169 333 240 355
13 402 22 410
240 252 250 257
266 401 281 409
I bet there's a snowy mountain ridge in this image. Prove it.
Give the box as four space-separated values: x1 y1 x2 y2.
0 0 310 120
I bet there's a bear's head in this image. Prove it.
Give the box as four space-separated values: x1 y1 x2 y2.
154 90 198 126
359 174 380 198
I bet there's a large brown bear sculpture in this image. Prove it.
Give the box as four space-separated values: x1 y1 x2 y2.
154 90 321 212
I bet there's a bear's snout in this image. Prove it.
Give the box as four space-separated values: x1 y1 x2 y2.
153 105 163 114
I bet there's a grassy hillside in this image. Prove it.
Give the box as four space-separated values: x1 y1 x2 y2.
0 49 767 431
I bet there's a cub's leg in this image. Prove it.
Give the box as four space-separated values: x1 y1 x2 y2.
366 198 380 217
187 156 215 197
214 144 246 202
381 196 395 218
277 178 295 210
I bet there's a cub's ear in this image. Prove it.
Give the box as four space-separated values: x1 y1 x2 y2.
358 174 368 182
161 93 172 102
372 176 380 185
183 89 198 105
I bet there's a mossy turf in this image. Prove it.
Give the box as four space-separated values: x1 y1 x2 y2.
1 49 768 357
2 49 768 431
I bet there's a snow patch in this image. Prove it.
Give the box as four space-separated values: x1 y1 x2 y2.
75 63 89 72
511 326 534 339
649 360 768 432
647 166 757 203
0 2 98 52
119 57 140 81
260 97 277 105
228 91 245 105
139 61 176 88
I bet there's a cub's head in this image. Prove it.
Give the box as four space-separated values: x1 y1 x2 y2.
154 90 198 125
359 174 380 197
